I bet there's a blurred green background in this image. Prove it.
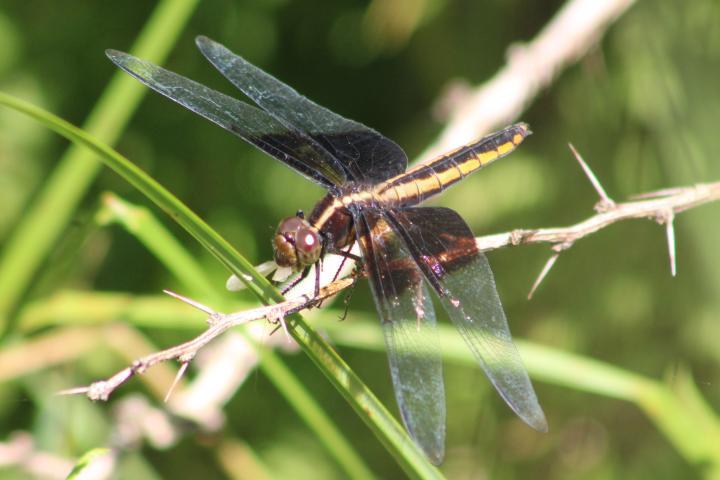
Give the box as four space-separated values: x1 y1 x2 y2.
1 0 720 478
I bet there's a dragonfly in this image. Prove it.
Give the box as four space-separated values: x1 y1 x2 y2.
107 36 547 464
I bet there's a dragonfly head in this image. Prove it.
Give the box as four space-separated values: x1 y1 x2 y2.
273 215 322 270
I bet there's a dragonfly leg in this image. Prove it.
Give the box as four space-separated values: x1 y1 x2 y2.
338 264 363 321
314 260 322 298
281 266 310 295
332 248 362 263
328 243 359 284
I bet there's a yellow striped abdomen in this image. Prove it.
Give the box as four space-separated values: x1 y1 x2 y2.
373 123 530 206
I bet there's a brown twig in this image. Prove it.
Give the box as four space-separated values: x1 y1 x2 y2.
484 181 720 297
475 182 720 253
60 277 356 401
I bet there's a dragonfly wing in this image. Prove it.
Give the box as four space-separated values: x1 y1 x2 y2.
387 206 547 432
196 36 408 183
106 49 347 189
355 207 446 464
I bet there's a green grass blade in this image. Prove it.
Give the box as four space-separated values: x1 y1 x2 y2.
96 193 375 479
318 313 720 472
0 92 275 302
0 95 442 478
16 291 202 332
0 0 200 329
97 192 221 302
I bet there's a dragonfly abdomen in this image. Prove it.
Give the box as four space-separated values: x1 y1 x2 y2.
373 123 531 206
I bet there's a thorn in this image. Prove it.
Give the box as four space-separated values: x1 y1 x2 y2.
568 143 615 209
56 386 90 396
267 308 293 344
665 211 677 277
631 186 685 200
163 290 216 316
279 316 292 344
165 361 190 403
529 253 560 299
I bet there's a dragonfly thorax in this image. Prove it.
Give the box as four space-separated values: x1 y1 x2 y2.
273 215 322 271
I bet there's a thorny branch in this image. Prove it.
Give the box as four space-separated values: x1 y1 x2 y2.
475 182 720 253
60 277 356 401
481 181 720 298
63 174 720 401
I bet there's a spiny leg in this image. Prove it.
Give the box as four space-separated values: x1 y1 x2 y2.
281 265 312 295
338 261 364 321
313 260 322 298
279 260 323 299
333 245 361 281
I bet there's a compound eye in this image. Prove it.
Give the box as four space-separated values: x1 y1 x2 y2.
295 227 322 264
276 216 305 237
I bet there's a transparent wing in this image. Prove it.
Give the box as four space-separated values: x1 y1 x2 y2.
355 208 446 464
106 49 347 189
196 36 408 183
387 207 547 432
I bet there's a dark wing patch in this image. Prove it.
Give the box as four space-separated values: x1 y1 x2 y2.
196 36 408 183
355 208 446 464
106 49 347 190
386 206 547 432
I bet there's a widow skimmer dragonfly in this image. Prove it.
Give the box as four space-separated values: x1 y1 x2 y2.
107 36 547 464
